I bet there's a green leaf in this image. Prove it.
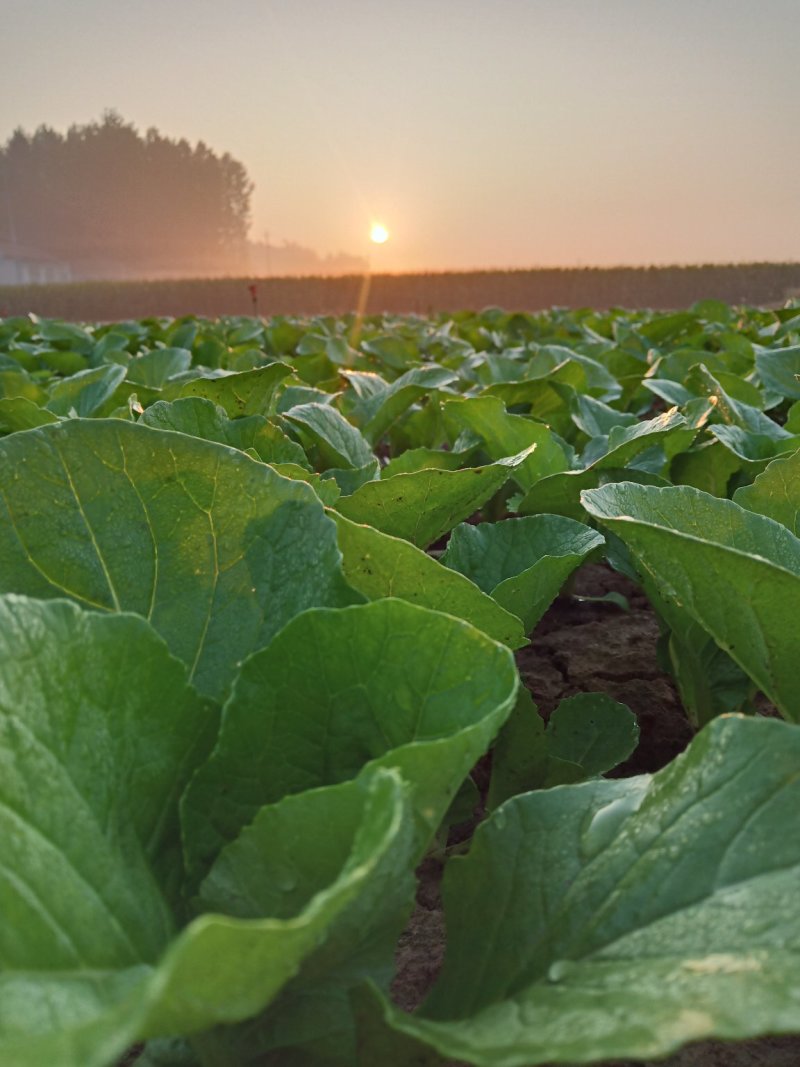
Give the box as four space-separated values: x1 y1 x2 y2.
361 332 419 371
754 345 800 400
350 364 457 444
340 369 389 407
276 384 335 412
0 596 214 1067
184 770 417 1065
365 717 800 1066
0 591 413 1067
272 463 342 505
671 440 743 496
786 400 800 433
709 424 800 465
4 763 412 1067
283 402 376 471
0 419 355 701
686 364 788 439
380 447 475 478
692 297 734 324
529 344 622 399
570 590 629 611
488 689 584 811
484 362 586 428
171 363 293 416
570 394 639 438
546 692 639 776
35 317 95 353
0 368 46 404
582 481 800 721
441 515 604 632
45 364 128 417
641 377 694 407
182 599 518 876
516 410 694 520
0 396 59 432
93 330 134 362
42 348 92 374
734 448 800 534
323 461 380 494
127 348 192 389
649 584 754 727
335 448 536 548
141 397 309 467
443 395 569 490
332 511 527 649
603 409 696 464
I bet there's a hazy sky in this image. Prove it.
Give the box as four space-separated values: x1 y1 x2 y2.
2 0 799 272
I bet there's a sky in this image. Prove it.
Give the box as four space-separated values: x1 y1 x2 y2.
2 0 799 273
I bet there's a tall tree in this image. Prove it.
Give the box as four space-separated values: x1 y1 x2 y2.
0 111 253 276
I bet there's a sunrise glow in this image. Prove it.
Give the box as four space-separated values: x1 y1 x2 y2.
370 223 389 245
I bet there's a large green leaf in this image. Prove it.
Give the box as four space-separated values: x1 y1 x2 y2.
582 481 800 720
734 447 800 534
0 596 214 944
127 347 193 389
0 419 355 700
0 597 213 1066
335 447 536 547
332 511 527 649
46 364 128 417
686 364 799 464
528 344 622 399
670 439 743 496
141 397 309 467
283 402 377 471
483 362 585 428
754 344 800 400
569 394 639 438
362 717 800 1065
0 395 59 432
173 770 417 1065
441 515 603 632
0 367 47 404
347 364 457 444
442 395 569 490
516 410 694 520
170 363 293 416
709 423 800 465
182 598 518 876
642 573 754 727
0 568 413 1067
3 736 412 1067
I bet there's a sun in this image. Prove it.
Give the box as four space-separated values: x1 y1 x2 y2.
370 222 389 244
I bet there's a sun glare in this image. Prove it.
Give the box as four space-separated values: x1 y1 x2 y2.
370 223 389 244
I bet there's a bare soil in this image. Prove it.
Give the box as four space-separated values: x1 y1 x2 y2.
391 563 800 1067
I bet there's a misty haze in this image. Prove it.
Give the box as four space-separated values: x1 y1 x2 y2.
0 112 367 286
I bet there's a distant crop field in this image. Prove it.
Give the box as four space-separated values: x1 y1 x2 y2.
1 261 799 320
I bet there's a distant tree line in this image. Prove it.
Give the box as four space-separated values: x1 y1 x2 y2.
0 112 253 275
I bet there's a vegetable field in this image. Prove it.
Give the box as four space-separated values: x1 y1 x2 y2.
1 301 800 1067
